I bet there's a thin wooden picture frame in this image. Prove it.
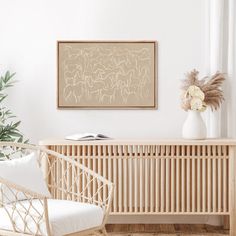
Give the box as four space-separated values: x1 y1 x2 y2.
57 41 158 109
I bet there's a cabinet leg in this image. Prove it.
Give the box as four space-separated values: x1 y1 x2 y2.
229 146 236 236
223 216 229 230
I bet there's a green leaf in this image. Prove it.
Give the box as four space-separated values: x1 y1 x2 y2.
12 121 21 128
0 153 5 158
6 72 16 82
0 94 7 103
23 139 29 144
8 132 22 137
18 136 23 143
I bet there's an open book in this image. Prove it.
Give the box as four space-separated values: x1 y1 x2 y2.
65 133 111 141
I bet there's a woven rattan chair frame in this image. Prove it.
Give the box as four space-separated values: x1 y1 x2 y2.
0 142 114 236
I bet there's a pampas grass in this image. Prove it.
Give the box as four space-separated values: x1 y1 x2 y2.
181 69 225 111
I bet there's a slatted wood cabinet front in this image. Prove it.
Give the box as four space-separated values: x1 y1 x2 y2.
40 139 236 236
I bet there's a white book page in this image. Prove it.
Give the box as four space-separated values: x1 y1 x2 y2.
65 133 110 140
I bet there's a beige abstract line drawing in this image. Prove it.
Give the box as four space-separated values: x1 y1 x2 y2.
57 41 157 108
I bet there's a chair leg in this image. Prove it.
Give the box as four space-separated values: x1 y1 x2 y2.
94 230 104 236
102 227 108 236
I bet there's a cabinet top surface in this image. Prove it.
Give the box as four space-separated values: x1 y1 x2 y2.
39 138 236 146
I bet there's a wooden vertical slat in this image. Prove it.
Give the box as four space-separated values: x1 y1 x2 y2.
103 146 107 205
129 149 133 213
61 145 66 199
118 145 122 213
171 146 175 213
66 145 71 200
170 155 176 212
87 145 92 203
145 146 149 213
207 146 212 213
52 145 56 198
202 146 206 212
197 148 201 213
150 148 154 212
176 146 180 213
166 146 170 213
212 146 217 213
166 159 170 213
181 146 185 212
134 146 138 213
186 146 191 212
223 146 227 213
161 146 165 212
82 145 87 202
92 145 96 204
155 146 160 212
123 146 128 213
140 147 143 213
57 146 61 199
108 145 112 211
113 145 117 213
71 145 76 201
218 149 222 213
192 153 196 212
54 145 58 199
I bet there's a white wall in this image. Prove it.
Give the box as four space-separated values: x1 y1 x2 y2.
0 0 217 225
0 0 206 144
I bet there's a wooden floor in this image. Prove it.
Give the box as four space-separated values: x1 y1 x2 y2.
106 224 229 235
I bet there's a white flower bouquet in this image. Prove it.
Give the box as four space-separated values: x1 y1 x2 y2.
181 69 225 112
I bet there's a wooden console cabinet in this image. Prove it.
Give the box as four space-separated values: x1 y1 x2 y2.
39 139 236 235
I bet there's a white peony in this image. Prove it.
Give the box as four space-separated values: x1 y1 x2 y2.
190 97 203 111
186 85 205 100
199 102 207 112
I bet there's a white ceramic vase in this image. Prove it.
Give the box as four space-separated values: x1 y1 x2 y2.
182 110 207 140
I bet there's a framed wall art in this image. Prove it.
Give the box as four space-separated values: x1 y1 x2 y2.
57 41 157 109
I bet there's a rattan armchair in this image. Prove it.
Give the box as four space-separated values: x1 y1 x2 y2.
0 142 114 236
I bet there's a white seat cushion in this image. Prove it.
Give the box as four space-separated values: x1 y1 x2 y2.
0 199 104 236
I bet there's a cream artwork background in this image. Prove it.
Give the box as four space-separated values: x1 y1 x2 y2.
58 42 156 108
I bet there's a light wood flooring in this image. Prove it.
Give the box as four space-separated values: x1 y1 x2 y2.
105 224 229 235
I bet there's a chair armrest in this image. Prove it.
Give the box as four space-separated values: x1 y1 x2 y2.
45 154 114 222
0 177 51 236
0 176 49 200
68 157 114 214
